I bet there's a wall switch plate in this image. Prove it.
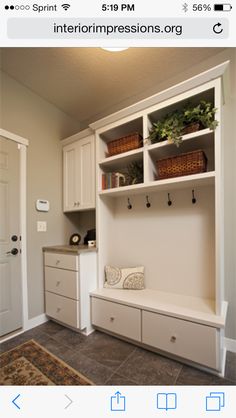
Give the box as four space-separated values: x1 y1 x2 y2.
37 221 47 232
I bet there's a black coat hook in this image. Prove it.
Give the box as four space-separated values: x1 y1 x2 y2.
127 198 132 210
167 193 172 206
192 189 197 204
146 195 151 208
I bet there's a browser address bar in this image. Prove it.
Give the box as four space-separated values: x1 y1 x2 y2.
7 18 228 39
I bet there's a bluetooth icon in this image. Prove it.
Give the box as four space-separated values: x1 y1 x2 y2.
182 2 188 12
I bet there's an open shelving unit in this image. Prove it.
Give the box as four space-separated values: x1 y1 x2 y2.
90 62 229 373
97 123 215 192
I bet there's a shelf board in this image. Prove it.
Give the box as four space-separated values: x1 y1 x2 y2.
148 128 213 151
90 288 227 328
99 147 143 169
148 129 215 173
99 171 215 197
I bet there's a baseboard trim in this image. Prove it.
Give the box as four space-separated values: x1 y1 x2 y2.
224 337 236 353
25 314 48 331
219 347 227 378
1 314 48 343
0 329 24 343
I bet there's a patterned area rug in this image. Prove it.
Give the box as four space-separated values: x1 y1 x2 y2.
0 339 93 385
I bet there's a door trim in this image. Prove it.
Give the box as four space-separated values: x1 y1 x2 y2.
0 128 29 147
0 128 29 334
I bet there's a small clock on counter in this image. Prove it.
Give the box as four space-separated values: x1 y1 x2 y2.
69 233 81 246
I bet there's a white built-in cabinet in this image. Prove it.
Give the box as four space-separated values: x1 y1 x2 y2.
89 62 230 374
62 129 95 212
44 247 97 335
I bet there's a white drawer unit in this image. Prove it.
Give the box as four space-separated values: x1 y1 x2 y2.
91 297 141 342
43 248 97 335
142 310 219 369
45 266 79 300
44 252 78 271
90 288 226 372
45 292 80 329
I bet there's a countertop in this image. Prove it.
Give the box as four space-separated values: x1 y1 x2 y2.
42 245 97 255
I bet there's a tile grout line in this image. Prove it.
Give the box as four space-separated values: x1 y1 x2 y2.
108 347 139 383
103 346 139 385
173 364 183 385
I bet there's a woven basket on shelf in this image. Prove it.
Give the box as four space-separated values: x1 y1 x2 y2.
156 150 207 180
107 132 143 157
182 122 202 135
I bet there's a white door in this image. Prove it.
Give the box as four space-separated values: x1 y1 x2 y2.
0 136 22 337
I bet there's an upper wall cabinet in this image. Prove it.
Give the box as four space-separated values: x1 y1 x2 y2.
62 131 95 212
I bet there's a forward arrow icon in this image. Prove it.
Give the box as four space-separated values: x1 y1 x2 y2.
64 394 73 409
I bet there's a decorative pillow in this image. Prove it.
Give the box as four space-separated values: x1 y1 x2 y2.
104 265 145 290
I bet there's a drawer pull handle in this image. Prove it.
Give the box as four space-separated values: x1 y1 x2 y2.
56 260 60 265
56 281 60 286
56 307 61 313
110 317 115 322
170 335 177 343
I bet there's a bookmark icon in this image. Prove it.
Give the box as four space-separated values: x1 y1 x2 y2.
157 393 177 410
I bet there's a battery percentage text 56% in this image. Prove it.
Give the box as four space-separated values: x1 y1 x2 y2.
183 3 212 12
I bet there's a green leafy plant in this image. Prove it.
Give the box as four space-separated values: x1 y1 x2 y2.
149 109 184 147
149 100 218 147
126 161 143 185
183 100 219 130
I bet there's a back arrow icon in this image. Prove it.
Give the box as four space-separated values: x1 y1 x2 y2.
12 394 21 410
64 394 73 409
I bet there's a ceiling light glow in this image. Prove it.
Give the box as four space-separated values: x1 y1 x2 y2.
101 47 129 52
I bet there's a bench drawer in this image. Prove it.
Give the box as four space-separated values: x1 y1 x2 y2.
91 297 141 342
45 292 80 328
142 310 219 369
44 252 78 271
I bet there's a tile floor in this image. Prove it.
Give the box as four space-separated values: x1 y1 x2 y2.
1 321 236 385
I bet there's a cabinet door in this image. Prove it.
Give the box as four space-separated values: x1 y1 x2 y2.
77 135 95 210
63 135 95 212
63 142 79 212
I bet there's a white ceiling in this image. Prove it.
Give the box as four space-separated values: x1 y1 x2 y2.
0 47 225 127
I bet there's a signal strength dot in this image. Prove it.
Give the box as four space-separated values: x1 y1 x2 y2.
61 3 70 11
5 5 15 9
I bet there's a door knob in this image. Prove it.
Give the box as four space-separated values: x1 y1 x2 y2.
6 248 19 255
11 235 18 242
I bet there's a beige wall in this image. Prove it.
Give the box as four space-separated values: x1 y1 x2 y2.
0 70 81 319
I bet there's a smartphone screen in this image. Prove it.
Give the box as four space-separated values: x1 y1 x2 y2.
0 1 235 417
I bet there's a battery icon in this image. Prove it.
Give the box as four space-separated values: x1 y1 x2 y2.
214 4 232 11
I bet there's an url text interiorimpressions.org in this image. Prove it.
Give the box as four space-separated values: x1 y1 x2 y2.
53 22 183 36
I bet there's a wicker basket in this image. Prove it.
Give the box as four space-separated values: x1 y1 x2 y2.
156 150 207 180
107 132 142 157
182 122 202 135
